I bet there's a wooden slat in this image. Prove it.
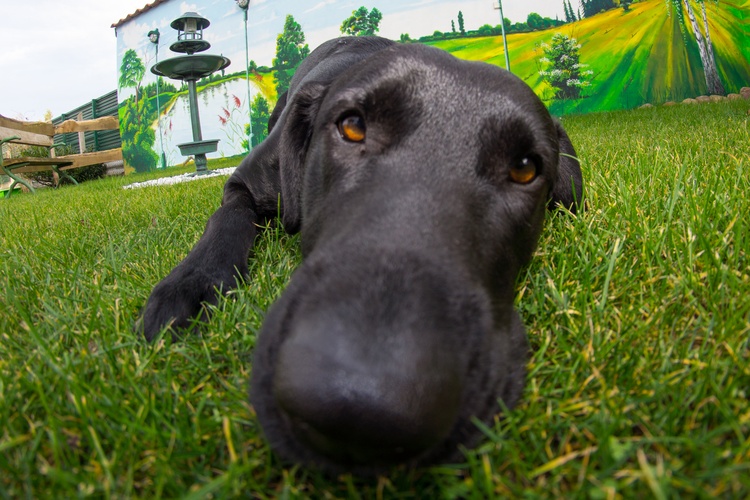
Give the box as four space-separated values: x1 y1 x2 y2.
58 148 123 170
54 116 119 134
0 157 73 174
1 149 121 174
0 127 53 147
1 114 55 147
0 114 55 135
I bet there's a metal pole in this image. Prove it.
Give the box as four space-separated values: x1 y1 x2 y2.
243 8 254 152
187 79 208 174
496 0 511 71
187 80 203 141
155 43 167 169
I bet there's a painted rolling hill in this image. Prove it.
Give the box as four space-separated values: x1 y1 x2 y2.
430 0 750 114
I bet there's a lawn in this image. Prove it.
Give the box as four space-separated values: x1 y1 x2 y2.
1 100 748 498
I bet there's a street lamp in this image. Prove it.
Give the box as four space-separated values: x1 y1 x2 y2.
493 0 511 71
148 28 167 169
236 0 253 152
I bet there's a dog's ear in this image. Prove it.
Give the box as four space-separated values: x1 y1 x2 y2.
278 82 329 233
549 120 584 214
268 91 287 133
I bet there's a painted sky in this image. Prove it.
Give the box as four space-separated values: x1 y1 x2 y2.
1 0 566 121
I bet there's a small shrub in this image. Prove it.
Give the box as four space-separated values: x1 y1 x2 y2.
538 33 593 101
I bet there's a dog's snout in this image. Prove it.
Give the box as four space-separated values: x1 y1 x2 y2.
257 256 475 467
272 313 463 465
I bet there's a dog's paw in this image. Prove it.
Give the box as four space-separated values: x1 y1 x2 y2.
139 265 230 341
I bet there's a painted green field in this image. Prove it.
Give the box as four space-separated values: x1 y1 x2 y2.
432 0 750 114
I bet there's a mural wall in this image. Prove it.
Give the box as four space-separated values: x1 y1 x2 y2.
113 0 750 173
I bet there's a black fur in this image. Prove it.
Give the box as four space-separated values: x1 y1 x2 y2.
140 36 584 475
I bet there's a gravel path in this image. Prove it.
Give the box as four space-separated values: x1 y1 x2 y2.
123 167 237 189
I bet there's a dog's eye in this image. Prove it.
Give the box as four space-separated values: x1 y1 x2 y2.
509 157 537 184
338 114 366 142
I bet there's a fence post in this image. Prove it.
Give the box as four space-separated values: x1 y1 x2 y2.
92 98 100 151
76 112 86 153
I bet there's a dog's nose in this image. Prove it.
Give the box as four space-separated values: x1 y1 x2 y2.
272 313 463 465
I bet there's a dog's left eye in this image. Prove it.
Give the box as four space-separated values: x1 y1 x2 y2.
338 114 366 142
509 157 537 184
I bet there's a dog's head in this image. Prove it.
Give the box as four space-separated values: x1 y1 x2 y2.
251 43 580 475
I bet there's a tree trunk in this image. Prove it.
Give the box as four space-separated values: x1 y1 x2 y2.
700 1 726 95
682 0 726 95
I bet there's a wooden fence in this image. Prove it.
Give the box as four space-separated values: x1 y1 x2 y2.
52 90 122 154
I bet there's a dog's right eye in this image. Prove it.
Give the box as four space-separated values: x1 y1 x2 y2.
509 157 537 184
338 115 366 142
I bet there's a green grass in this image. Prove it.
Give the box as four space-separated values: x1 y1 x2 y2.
1 100 749 498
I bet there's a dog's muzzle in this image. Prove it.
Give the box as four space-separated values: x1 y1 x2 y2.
251 248 486 467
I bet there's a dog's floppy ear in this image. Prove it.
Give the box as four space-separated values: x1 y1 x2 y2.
549 120 584 214
268 91 287 133
278 82 329 233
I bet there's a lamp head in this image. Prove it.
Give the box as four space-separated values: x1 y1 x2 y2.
169 12 211 54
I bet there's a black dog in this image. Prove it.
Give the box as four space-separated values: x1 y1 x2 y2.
141 36 583 475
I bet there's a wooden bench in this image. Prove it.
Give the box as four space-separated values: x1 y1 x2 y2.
0 114 122 198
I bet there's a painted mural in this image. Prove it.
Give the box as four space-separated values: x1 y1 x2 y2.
114 0 750 173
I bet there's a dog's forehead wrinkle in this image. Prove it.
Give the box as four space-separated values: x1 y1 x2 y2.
378 53 484 114
411 83 528 149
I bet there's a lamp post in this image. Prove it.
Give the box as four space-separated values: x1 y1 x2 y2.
236 0 253 153
493 0 511 71
151 12 230 176
148 28 167 169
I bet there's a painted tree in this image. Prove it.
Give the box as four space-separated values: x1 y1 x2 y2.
118 49 157 171
666 0 725 95
580 0 615 17
273 15 310 95
527 13 544 30
119 49 145 110
340 6 383 36
120 96 158 172
539 33 593 100
564 0 578 22
458 11 466 35
246 94 271 149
